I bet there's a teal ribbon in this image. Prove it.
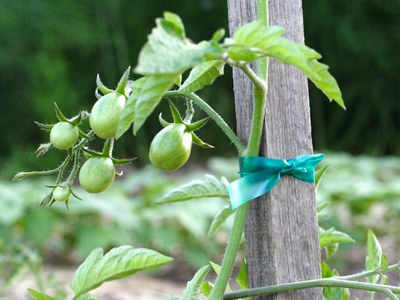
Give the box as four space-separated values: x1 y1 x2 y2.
227 154 325 210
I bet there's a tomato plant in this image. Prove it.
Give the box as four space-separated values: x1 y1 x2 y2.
12 7 400 300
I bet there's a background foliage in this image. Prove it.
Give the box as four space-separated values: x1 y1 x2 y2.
1 0 399 177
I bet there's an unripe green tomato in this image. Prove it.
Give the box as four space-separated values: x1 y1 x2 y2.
53 186 70 201
79 157 115 193
50 122 79 150
89 92 126 139
149 124 192 171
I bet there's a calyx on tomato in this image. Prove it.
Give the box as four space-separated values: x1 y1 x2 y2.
149 100 213 171
90 67 131 139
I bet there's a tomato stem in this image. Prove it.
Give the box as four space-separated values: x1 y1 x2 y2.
208 1 269 298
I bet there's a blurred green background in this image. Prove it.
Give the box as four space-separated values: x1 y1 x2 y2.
1 0 399 178
1 0 400 297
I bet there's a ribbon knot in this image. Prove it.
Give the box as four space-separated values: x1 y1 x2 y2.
227 154 325 210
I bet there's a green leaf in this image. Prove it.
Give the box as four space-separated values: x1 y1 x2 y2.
200 281 213 297
182 265 211 300
27 289 55 300
325 243 339 260
232 21 345 108
75 294 99 300
366 230 383 283
319 227 355 248
322 269 350 300
236 257 249 290
133 74 180 134
208 205 233 237
163 12 185 38
157 174 229 204
315 165 329 190
209 262 232 292
116 77 146 139
228 46 258 62
179 61 225 93
70 246 173 296
135 14 219 75
321 261 333 278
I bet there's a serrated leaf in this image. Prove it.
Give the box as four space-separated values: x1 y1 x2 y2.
133 74 180 134
208 205 233 237
315 165 329 190
319 227 355 248
228 46 258 62
236 257 249 290
135 15 220 75
366 230 383 283
182 265 211 300
179 61 225 93
232 21 344 108
116 77 146 139
27 289 55 300
70 246 173 296
158 174 229 204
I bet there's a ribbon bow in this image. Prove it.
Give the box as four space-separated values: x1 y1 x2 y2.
227 154 325 210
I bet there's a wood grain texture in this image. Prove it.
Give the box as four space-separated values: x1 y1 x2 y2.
227 0 322 299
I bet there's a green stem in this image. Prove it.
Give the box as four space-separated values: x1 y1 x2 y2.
338 262 400 281
223 278 400 300
165 91 245 153
209 2 270 299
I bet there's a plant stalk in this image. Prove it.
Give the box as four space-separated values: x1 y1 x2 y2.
208 1 269 299
223 278 400 300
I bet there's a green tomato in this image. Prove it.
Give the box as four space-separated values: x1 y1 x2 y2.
149 124 192 171
89 92 125 139
53 186 70 201
50 122 79 150
79 157 115 193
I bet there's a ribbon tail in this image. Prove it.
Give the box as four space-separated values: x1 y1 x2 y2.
227 170 281 210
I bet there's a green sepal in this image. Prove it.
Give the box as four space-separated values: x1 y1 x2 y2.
34 121 55 131
111 157 137 165
96 74 114 95
40 191 55 207
54 102 69 122
78 128 93 140
95 88 103 99
184 117 210 132
70 188 83 201
168 99 184 124
82 147 103 158
115 66 131 96
69 113 82 126
158 113 171 127
191 132 214 148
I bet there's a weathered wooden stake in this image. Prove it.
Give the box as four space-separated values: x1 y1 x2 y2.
227 1 322 299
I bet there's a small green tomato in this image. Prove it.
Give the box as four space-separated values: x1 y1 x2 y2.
53 186 70 201
79 157 115 193
149 124 192 171
50 122 79 150
89 92 126 139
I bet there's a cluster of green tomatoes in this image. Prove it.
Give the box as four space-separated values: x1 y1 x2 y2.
15 68 211 208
